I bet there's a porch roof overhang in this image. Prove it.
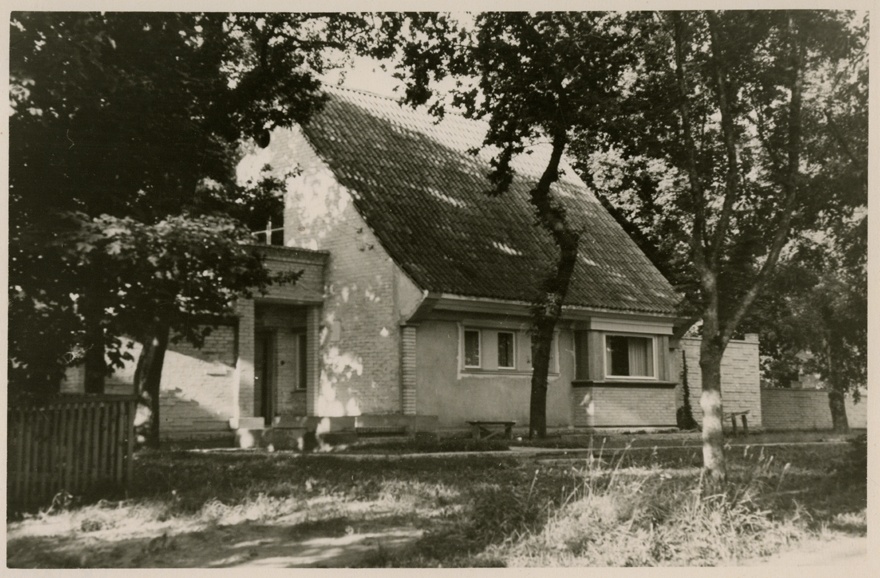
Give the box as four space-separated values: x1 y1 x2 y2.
249 244 327 304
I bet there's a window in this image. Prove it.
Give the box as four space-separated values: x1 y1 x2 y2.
497 332 515 369
605 335 655 378
464 329 481 368
574 331 590 380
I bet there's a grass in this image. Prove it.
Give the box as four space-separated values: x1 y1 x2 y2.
6 434 867 568
344 435 510 454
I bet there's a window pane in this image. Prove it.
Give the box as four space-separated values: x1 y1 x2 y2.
606 336 629 375
574 331 589 379
498 332 514 368
606 336 654 377
464 330 480 367
628 337 653 376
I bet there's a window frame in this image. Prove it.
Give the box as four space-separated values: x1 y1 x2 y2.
603 333 658 380
463 328 482 369
496 331 516 369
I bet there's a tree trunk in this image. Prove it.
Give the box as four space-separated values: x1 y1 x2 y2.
528 345 548 439
526 131 579 439
699 335 726 489
828 387 849 433
528 322 553 439
134 319 171 449
825 339 850 433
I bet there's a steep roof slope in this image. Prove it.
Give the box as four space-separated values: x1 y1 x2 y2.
300 87 679 315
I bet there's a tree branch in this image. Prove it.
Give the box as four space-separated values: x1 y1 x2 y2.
721 12 804 347
670 12 709 276
824 109 867 185
706 11 741 270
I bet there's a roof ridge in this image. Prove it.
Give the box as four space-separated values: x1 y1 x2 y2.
324 83 399 103
322 83 476 123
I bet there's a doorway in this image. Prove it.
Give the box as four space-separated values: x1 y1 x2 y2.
254 329 276 426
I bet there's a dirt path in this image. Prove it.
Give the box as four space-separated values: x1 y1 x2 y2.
741 535 867 567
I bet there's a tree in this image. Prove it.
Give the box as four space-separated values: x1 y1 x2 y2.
744 217 867 432
394 12 634 438
578 10 867 484
9 12 401 442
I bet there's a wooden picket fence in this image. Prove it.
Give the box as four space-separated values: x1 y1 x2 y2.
7 395 138 510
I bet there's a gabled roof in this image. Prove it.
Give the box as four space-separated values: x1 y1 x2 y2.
300 87 679 316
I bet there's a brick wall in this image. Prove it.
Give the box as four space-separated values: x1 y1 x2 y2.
571 385 677 427
255 126 404 417
762 389 867 430
680 334 762 429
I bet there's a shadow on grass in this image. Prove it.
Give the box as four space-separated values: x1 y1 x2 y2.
7 511 424 568
8 437 866 568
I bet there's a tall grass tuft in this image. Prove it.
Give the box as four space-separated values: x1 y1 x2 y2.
498 443 806 566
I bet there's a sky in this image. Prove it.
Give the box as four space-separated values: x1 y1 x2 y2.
321 55 402 99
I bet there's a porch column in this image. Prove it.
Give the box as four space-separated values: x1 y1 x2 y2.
306 305 322 416
236 299 256 418
401 325 417 415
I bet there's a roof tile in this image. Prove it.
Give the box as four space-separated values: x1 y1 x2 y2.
300 87 679 315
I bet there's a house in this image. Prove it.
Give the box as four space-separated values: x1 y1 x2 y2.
231 86 683 439
67 87 768 443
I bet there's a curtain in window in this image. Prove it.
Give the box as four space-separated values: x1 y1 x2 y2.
628 338 653 376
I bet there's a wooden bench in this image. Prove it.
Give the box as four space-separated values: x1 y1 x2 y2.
467 421 516 440
725 410 750 437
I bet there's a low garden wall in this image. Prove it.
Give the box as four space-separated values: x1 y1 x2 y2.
680 335 762 429
761 388 867 430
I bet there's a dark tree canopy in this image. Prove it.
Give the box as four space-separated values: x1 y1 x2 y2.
576 10 867 475
8 12 402 405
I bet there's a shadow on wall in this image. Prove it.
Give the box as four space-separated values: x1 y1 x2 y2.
63 332 238 440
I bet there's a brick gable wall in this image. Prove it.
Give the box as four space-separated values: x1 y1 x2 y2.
255 126 405 416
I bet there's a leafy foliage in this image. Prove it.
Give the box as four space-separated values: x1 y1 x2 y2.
571 10 867 477
8 12 401 398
